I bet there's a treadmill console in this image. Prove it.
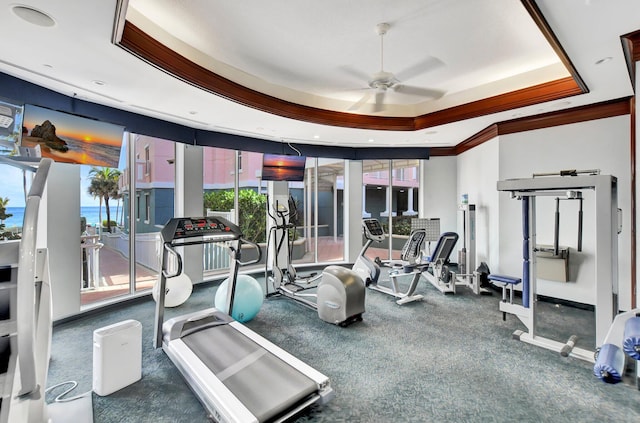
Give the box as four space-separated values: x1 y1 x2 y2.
362 219 386 242
161 216 242 243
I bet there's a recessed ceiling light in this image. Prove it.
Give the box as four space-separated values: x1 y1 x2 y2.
368 139 374 143
595 56 613 65
188 111 198 115
42 63 53 69
313 135 320 139
12 5 56 27
92 80 106 86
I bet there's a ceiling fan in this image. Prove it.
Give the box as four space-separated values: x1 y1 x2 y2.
347 22 445 113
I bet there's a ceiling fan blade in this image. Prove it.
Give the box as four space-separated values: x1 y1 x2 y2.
395 56 444 82
347 90 374 111
394 84 446 99
339 65 371 83
372 90 387 113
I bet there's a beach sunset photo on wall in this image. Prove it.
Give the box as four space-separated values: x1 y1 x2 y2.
22 104 124 168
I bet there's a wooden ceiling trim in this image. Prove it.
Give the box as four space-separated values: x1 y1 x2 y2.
427 146 457 157
118 21 584 133
414 77 582 130
498 97 631 135
454 125 499 155
622 29 640 62
621 29 640 90
119 22 416 131
521 0 588 93
430 97 631 157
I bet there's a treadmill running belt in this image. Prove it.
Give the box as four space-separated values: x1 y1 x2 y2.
182 324 318 422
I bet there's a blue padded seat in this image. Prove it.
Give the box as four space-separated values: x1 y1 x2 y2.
488 274 522 321
487 274 521 285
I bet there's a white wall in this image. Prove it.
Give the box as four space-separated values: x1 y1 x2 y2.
457 140 501 268
499 116 630 308
175 143 204 283
47 162 81 320
420 156 458 234
345 160 363 262
454 116 631 308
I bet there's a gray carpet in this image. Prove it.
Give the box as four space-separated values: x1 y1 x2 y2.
48 274 640 422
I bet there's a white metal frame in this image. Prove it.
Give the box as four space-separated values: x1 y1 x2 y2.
368 269 424 305
497 174 618 362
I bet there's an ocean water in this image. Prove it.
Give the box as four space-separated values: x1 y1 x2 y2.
2 206 124 229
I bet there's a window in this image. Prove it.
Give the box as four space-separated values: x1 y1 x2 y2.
0 165 26 242
362 159 420 260
70 133 383 311
134 136 175 293
203 147 268 275
80 134 128 306
144 193 150 223
144 145 150 176
136 193 140 220
313 158 345 263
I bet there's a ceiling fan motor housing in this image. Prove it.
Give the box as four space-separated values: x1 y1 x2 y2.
376 22 390 36
369 71 396 90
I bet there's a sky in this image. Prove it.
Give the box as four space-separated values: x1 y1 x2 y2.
1 165 105 208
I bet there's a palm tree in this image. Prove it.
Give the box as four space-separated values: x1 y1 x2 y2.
0 197 12 233
87 167 122 233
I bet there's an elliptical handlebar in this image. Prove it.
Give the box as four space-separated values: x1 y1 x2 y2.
267 196 297 229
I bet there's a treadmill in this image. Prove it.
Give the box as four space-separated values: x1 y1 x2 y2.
154 216 334 423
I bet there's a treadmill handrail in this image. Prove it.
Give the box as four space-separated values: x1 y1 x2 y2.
169 234 240 246
163 236 260 277
162 243 182 278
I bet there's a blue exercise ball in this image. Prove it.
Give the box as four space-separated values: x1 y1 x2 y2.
214 275 264 323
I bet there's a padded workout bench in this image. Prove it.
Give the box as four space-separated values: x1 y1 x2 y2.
487 274 521 320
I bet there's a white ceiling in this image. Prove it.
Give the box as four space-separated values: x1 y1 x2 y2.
0 0 637 148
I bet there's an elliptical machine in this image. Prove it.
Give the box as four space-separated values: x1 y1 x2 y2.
353 218 425 305
265 194 365 326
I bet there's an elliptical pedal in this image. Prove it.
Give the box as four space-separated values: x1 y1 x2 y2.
284 283 304 293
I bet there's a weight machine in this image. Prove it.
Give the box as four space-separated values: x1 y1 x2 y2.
495 170 619 362
422 207 491 295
